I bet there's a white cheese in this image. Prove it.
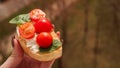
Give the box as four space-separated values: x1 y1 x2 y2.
26 35 39 53
16 27 39 53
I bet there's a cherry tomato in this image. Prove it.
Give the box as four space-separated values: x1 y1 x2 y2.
19 22 35 39
30 9 46 22
34 18 53 33
36 32 53 48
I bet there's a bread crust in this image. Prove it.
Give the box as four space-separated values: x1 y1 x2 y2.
16 30 62 61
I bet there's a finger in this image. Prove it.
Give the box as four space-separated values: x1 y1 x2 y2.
11 38 24 58
56 31 60 39
0 38 24 68
56 31 64 43
52 24 55 29
40 60 55 68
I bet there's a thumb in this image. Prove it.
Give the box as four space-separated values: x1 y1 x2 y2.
0 37 24 68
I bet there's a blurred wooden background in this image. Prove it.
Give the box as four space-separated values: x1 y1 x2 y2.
0 0 120 68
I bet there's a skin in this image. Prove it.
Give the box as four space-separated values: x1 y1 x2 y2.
0 32 60 68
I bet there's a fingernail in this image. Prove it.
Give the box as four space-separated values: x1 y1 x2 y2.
11 36 15 48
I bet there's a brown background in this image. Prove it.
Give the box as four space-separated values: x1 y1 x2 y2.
0 0 120 68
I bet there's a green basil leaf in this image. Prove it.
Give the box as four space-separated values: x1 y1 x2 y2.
39 39 62 52
9 14 30 25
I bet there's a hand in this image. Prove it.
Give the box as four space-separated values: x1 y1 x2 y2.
0 32 60 68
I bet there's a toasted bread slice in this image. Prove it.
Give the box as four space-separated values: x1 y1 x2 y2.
16 30 62 61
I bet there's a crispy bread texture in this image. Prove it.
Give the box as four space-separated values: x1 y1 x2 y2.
16 30 62 61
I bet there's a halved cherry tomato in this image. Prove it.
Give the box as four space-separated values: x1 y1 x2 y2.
30 9 46 22
34 18 53 33
19 22 35 39
36 32 53 48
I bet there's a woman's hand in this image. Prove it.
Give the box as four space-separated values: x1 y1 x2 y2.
0 31 60 68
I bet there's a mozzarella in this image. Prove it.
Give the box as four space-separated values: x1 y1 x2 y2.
17 27 39 53
26 34 39 53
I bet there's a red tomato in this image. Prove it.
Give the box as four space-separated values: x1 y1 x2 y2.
36 32 53 48
19 22 35 39
34 18 53 33
30 9 46 22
